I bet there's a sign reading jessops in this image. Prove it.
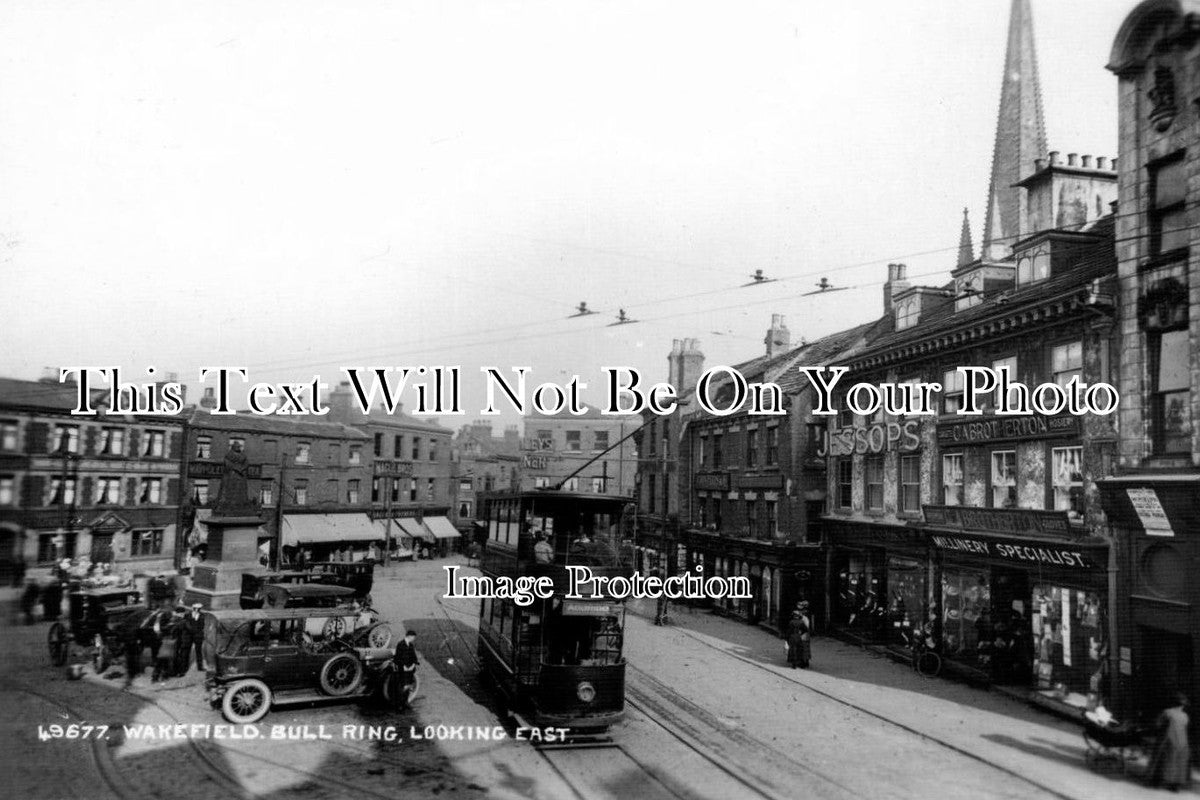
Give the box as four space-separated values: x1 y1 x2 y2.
823 420 920 457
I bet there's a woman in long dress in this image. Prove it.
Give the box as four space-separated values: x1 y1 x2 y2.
1149 693 1191 791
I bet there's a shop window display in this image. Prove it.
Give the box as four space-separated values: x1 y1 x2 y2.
941 568 991 666
1032 585 1106 708
887 557 925 648
836 556 885 638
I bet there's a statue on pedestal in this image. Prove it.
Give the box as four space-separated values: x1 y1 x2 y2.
212 441 257 517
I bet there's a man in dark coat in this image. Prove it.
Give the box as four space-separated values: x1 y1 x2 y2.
180 603 207 672
392 630 419 708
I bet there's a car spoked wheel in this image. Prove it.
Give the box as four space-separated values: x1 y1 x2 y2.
222 678 272 724
367 624 392 649
48 623 68 666
382 669 419 709
322 616 347 639
320 653 363 697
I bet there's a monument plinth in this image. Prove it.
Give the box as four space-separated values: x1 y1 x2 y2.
183 442 267 610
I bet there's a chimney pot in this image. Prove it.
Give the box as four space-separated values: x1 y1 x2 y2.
1034 157 1045 171
1049 151 1061 166
1111 157 1118 170
1096 156 1108 170
1067 153 1078 166
1081 155 1092 168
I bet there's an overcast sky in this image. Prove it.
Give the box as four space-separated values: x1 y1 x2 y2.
0 0 1135 429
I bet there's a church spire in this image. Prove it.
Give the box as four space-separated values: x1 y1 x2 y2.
982 0 1047 261
957 207 975 268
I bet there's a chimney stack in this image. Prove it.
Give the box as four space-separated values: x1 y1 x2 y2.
764 314 791 358
199 387 217 410
883 263 911 314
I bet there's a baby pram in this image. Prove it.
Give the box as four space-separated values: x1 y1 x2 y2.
1083 717 1148 773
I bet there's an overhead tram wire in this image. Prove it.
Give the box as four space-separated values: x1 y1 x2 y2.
11 218 1180 406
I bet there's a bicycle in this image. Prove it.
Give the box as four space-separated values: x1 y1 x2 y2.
910 639 942 677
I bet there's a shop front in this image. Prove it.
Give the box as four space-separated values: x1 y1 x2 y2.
1098 476 1200 726
825 518 929 649
923 505 1111 712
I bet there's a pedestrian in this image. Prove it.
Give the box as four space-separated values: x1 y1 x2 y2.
181 602 207 672
791 602 813 668
391 630 419 708
21 579 40 625
652 569 669 625
41 578 63 621
147 573 168 609
152 611 178 683
1148 692 1191 791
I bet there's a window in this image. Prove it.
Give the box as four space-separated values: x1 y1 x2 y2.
745 428 758 467
1017 248 1050 285
765 500 777 538
295 442 310 464
0 420 17 451
409 478 417 502
394 435 403 458
428 442 437 461
837 459 853 509
294 480 308 506
648 422 657 457
47 477 77 506
942 369 964 414
130 529 164 557
990 451 1017 508
766 426 779 465
746 499 758 538
53 424 80 454
534 476 551 489
865 456 884 511
712 434 723 469
593 430 609 452
229 437 245 451
1051 342 1083 389
837 404 855 429
99 427 125 456
39 532 77 563
896 377 924 417
390 477 401 503
896 297 919 330
566 431 581 452
992 356 1018 409
191 480 209 505
143 430 165 457
956 276 984 310
698 436 707 468
647 474 657 514
563 477 579 491
195 436 212 459
373 433 383 457
1052 446 1084 520
347 480 360 504
1152 329 1192 454
591 476 606 493
138 478 162 505
426 478 435 501
1150 157 1188 255
411 438 421 460
900 454 921 513
942 454 964 506
0 476 14 505
349 445 362 465
697 497 708 528
93 476 120 505
327 443 339 462
260 482 274 506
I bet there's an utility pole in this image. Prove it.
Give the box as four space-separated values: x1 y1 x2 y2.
382 474 393 566
272 455 287 570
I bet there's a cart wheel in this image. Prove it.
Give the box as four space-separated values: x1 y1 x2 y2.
48 623 69 666
320 653 363 697
367 624 392 649
222 679 272 724
93 645 111 675
382 669 419 709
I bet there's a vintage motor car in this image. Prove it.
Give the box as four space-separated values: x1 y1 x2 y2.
307 561 374 604
48 586 145 672
204 607 399 723
240 570 321 609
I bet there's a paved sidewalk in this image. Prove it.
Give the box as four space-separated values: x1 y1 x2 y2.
626 600 1196 800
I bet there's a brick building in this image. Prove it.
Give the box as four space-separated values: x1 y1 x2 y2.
1097 0 1200 723
452 420 521 524
0 374 186 580
520 407 637 497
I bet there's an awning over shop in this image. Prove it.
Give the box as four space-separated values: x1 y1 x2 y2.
425 516 464 540
281 513 381 547
396 517 435 544
374 520 417 545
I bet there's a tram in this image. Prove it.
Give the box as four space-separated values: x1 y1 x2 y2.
475 489 634 736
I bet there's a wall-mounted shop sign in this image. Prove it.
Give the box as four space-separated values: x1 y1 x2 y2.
523 437 554 452
523 454 551 469
694 472 730 492
737 473 784 491
825 420 920 457
1125 487 1174 536
922 505 1073 537
936 414 1078 446
929 532 1098 570
373 459 413 477
189 461 263 479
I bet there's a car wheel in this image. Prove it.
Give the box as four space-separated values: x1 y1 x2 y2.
368 624 392 649
48 623 68 666
322 616 347 639
381 670 419 709
222 678 272 724
320 653 363 697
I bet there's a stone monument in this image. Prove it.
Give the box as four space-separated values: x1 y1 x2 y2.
183 441 267 609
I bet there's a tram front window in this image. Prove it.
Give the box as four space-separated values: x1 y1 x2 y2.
546 614 623 666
